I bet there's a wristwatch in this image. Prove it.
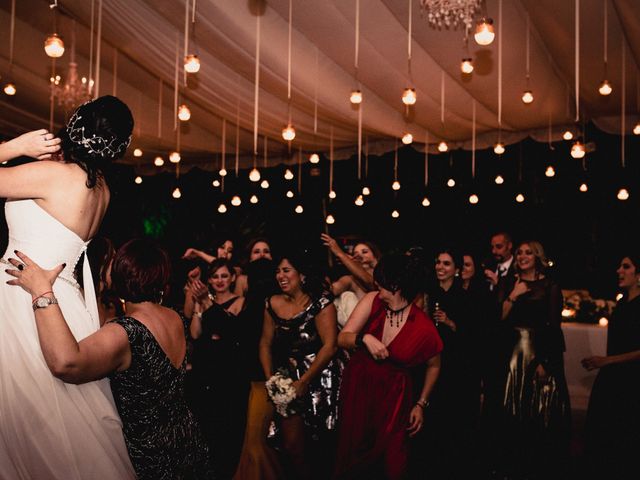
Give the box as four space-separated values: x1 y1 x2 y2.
33 295 59 311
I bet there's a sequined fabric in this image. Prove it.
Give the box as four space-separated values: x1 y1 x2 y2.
266 294 344 442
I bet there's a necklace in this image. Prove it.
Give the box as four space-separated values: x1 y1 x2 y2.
385 303 409 328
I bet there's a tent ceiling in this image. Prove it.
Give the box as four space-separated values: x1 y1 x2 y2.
1 0 639 171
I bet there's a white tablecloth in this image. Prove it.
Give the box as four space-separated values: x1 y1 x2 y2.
561 322 607 412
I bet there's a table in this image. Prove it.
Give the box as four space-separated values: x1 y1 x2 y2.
561 322 607 412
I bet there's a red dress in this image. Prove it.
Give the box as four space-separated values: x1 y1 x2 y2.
335 295 443 479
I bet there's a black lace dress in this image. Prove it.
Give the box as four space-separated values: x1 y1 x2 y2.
266 294 344 443
108 316 214 480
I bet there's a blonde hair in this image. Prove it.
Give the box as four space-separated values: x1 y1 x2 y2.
516 240 549 273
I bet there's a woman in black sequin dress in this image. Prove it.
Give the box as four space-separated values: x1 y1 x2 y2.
7 238 213 479
259 253 344 479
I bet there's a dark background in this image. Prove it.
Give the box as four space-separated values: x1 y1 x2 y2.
2 121 639 302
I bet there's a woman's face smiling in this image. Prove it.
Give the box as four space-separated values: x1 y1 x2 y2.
217 240 234 260
435 253 457 284
353 243 377 269
250 241 272 261
276 259 303 294
516 243 536 273
208 266 234 294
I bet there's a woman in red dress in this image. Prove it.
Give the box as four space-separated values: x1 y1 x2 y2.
335 254 442 479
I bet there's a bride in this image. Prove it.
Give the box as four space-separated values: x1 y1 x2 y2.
0 96 136 478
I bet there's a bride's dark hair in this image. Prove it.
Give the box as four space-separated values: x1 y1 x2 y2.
57 95 134 188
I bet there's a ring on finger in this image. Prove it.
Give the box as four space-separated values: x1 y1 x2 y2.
17 263 24 271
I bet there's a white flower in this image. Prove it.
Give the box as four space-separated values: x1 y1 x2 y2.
265 371 298 417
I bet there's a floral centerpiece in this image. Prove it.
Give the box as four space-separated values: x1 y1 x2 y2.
265 369 299 417
562 289 616 324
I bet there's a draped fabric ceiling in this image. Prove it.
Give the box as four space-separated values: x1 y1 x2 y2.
1 0 639 173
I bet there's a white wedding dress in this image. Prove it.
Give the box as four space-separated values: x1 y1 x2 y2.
0 199 135 479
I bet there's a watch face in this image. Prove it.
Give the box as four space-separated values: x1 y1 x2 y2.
36 297 50 308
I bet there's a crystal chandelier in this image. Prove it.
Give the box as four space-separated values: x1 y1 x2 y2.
50 29 90 113
420 0 482 30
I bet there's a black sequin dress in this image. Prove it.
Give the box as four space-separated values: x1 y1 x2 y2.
266 294 344 443
109 316 214 480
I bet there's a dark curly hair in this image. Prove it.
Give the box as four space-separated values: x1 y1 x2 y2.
374 254 426 302
57 95 134 188
276 251 331 300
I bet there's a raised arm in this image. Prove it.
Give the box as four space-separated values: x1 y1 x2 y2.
321 233 375 291
0 129 60 162
6 251 130 384
0 159 66 199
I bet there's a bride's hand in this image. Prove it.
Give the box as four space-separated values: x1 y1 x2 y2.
5 250 65 297
12 130 62 160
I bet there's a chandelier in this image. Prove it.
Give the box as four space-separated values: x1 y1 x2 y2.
420 0 482 30
50 61 91 113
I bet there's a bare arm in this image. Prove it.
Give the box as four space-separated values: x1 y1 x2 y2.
407 354 441 437
259 307 275 379
0 129 60 163
182 248 215 264
322 233 375 291
0 160 67 199
6 252 129 384
582 350 640 370
338 291 376 349
297 303 339 387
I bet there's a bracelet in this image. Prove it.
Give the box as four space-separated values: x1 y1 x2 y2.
505 296 517 304
355 332 365 348
32 291 54 304
193 311 202 319
415 399 428 409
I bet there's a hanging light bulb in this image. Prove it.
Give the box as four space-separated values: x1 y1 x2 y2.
329 190 337 199
562 130 574 140
521 90 534 104
391 209 400 218
169 151 181 163
178 104 191 121
598 79 612 96
3 82 16 96
231 195 242 206
284 169 294 180
447 178 456 188
134 176 143 184
154 156 165 167
474 18 495 46
437 141 449 153
421 196 431 207
515 193 525 203
218 203 227 213
495 174 505 185
260 179 270 189
633 123 640 135
212 179 221 187
326 214 335 224
295 204 304 214
249 167 261 182
401 133 413 145
250 194 259 204
282 124 296 141
219 168 227 177
570 141 586 159
44 33 65 58
172 187 182 199
184 54 201 73
392 180 401 191
309 153 320 164
494 142 505 155
362 186 371 196
355 195 364 206
402 87 417 105
286 190 294 198
579 182 588 192
460 58 474 74
350 89 363 104
617 188 630 201
469 194 479 204
545 166 556 177
133 148 143 157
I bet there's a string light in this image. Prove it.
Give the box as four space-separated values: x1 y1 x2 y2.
494 175 505 185
249 167 261 182
169 151 181 163
469 193 479 204
401 133 413 145
545 166 556 177
438 141 449 152
326 214 335 224
474 18 495 46
515 193 525 203
494 142 505 155
633 123 640 135
570 141 586 159
392 180 401 191
355 195 364 206
350 89 363 104
562 130 574 140
421 196 431 207
282 124 296 141
218 203 227 213
3 83 16 96
178 104 191 121
286 190 294 198
154 156 164 166
133 148 143 157
212 179 220 187
402 88 417 105
44 33 65 58
598 80 612 96
447 178 456 188
184 54 201 73
250 194 259 204
362 186 371 196
284 169 294 180
329 190 337 199
617 188 630 201
521 90 534 104
134 176 142 184
172 187 182 199
461 58 474 74
260 179 270 189
309 153 320 164
231 195 242 206
391 209 400 218
295 204 304 213
579 182 588 192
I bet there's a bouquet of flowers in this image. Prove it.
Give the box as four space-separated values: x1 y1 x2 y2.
265 369 298 417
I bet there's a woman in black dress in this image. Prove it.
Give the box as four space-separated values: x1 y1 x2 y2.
500 240 570 479
6 239 213 479
189 257 246 478
582 253 640 478
259 252 343 479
